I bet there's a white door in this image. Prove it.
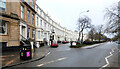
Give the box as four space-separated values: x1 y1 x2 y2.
22 26 26 37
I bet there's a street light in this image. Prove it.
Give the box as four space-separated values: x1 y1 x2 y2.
65 35 67 41
50 29 55 45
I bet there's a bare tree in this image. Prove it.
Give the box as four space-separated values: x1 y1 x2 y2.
88 25 96 42
89 25 107 42
93 33 99 41
95 25 104 42
77 15 91 43
104 3 120 34
104 2 120 42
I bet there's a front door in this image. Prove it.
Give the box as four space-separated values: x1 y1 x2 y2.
22 26 26 37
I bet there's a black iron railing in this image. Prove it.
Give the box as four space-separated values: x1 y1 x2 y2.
20 34 31 45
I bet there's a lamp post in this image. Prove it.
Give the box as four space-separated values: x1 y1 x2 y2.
50 29 55 45
65 35 67 41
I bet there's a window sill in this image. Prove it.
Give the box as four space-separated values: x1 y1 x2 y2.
0 34 8 36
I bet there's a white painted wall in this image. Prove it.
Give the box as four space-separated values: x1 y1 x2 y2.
35 4 79 44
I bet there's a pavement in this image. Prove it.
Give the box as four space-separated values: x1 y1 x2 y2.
1 46 50 68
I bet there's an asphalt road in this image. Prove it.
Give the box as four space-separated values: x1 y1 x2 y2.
7 42 120 68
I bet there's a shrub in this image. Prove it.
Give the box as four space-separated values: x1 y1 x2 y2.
76 41 81 45
70 45 82 48
93 41 99 44
83 39 93 45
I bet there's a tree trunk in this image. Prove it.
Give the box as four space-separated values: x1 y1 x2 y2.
78 32 81 42
81 32 83 43
118 26 120 43
99 32 101 42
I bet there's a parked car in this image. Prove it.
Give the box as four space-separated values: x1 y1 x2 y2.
62 41 67 44
51 41 58 47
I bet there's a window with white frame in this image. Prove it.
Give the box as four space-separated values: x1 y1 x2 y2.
51 21 54 25
40 10 42 16
0 20 7 35
37 17 38 27
0 0 6 11
36 6 38 12
48 24 49 31
21 5 24 19
32 0 34 9
44 33 47 39
27 10 30 23
46 17 48 21
48 18 50 23
27 28 30 38
41 31 43 40
48 33 50 39
32 29 35 39
37 31 40 39
27 0 29 5
42 12 44 17
32 14 34 24
44 13 46 19
40 20 42 26
44 22 46 29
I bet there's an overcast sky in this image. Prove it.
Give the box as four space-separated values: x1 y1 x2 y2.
36 0 119 33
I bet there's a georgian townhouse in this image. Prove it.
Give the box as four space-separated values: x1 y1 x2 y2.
35 4 56 47
35 4 48 47
35 3 79 47
35 3 80 47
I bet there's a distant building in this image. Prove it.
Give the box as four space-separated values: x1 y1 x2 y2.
35 4 79 47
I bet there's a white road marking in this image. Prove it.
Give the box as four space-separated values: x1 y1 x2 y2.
100 48 115 69
45 52 51 57
37 64 44 67
37 57 67 67
58 57 67 60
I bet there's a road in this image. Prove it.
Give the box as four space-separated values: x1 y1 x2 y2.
7 42 120 68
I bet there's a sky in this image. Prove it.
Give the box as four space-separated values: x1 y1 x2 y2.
36 0 119 38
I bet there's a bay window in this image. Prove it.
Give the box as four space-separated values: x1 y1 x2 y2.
0 20 7 35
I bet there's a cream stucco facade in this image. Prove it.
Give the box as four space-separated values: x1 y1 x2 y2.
35 4 79 47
